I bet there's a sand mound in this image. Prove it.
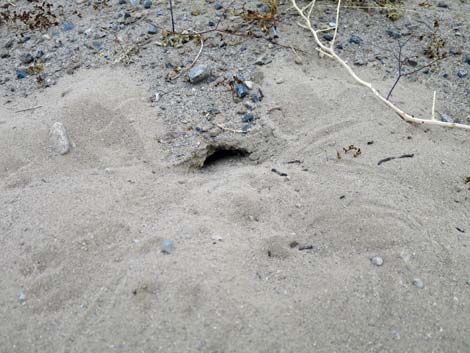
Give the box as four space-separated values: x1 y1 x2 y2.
1 61 469 352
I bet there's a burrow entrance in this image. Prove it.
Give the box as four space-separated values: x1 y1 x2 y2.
201 146 250 168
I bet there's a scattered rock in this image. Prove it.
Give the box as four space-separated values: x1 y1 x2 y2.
244 80 254 90
349 34 363 45
370 256 384 266
143 0 152 9
147 24 158 35
323 33 334 42
449 47 462 56
18 291 26 303
439 113 454 123
465 54 470 65
235 83 249 98
0 48 9 58
61 21 75 32
457 70 468 78
188 65 211 84
49 122 71 155
19 53 34 64
289 241 299 248
386 30 401 39
412 278 424 289
242 113 254 123
161 239 174 254
244 101 256 110
16 68 29 79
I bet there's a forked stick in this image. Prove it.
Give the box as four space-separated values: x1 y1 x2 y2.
291 0 470 130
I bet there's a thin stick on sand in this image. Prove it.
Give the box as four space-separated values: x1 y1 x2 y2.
291 0 470 131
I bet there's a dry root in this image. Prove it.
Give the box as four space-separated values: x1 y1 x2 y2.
291 0 470 130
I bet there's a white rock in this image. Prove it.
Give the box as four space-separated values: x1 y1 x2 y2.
370 256 384 266
244 80 254 90
49 122 71 155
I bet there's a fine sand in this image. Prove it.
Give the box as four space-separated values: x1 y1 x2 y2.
1 58 470 352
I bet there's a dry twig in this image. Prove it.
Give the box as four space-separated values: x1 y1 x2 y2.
291 0 470 131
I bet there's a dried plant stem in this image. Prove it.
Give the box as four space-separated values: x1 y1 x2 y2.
170 32 204 80
169 0 175 32
291 0 470 130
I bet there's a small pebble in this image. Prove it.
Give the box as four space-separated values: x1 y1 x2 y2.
16 68 29 79
49 122 71 155
161 239 174 254
439 113 454 123
235 83 249 98
188 65 211 84
18 291 26 303
147 24 158 35
19 53 34 64
143 0 152 9
412 278 424 289
457 70 468 78
61 21 75 32
349 34 363 45
244 80 254 90
386 30 401 39
242 113 254 123
370 256 384 266
465 55 470 65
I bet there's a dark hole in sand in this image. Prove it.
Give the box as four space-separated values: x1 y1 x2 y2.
202 147 249 168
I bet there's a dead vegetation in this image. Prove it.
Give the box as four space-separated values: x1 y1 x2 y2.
0 1 58 31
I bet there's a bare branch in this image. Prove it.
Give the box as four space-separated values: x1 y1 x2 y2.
291 0 470 131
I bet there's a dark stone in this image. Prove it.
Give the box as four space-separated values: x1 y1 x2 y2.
61 21 75 32
19 53 34 64
323 33 334 42
250 92 262 103
449 47 462 56
406 59 418 67
189 65 211 83
457 70 468 78
349 35 363 45
242 113 254 123
147 24 158 34
386 30 401 39
92 41 104 50
18 36 31 44
235 83 249 98
16 68 29 79
143 0 152 9
465 54 470 65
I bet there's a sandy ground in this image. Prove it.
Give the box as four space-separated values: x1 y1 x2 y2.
1 54 470 352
